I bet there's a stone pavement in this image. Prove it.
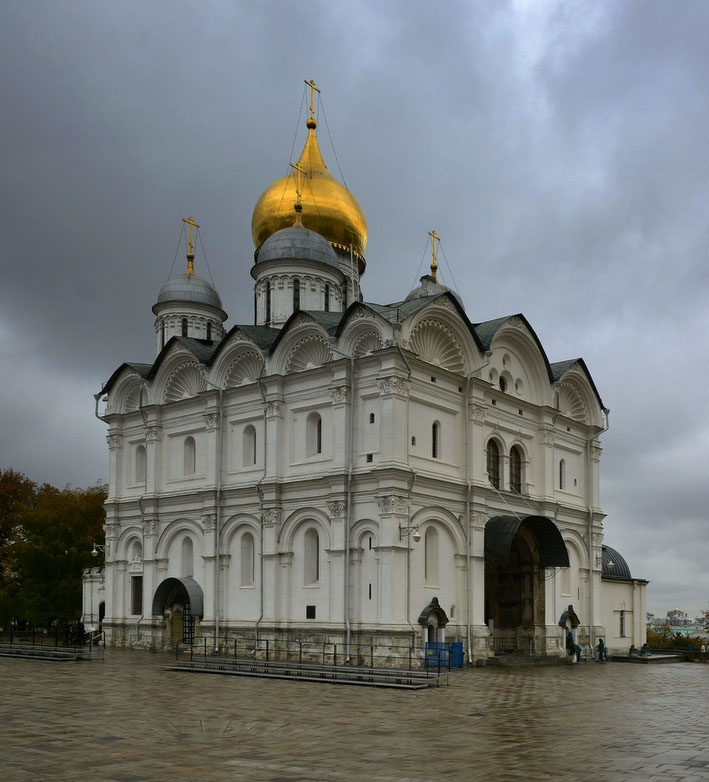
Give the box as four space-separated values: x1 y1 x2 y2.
1 649 707 782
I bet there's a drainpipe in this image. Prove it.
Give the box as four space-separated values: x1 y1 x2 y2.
203 376 224 653
344 355 355 661
587 407 610 655
464 352 491 665
254 363 269 643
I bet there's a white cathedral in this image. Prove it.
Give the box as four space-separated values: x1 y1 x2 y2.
83 86 646 663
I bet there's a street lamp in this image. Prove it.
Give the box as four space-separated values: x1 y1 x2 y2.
90 543 106 558
399 524 421 543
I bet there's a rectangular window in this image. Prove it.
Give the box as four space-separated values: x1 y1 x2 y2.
306 605 316 619
293 279 301 310
131 576 143 615
619 610 626 637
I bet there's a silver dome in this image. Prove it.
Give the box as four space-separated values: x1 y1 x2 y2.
155 273 224 311
256 225 339 268
405 274 464 308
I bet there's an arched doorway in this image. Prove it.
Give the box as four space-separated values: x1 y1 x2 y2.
484 515 569 655
152 577 204 649
417 597 449 644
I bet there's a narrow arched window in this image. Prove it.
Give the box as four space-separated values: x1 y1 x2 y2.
135 444 146 484
181 318 188 337
265 281 271 324
486 440 500 489
206 322 212 341
432 422 441 459
342 283 348 309
293 278 301 310
306 412 322 457
184 436 196 476
241 532 255 586
243 425 256 466
181 537 193 578
161 322 166 348
324 284 330 312
424 527 439 585
559 459 566 490
510 446 522 493
304 528 319 585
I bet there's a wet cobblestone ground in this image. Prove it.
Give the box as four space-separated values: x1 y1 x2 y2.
1 648 707 781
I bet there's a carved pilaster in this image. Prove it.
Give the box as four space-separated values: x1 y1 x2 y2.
203 412 220 431
201 514 216 532
329 386 349 404
327 500 346 518
106 433 123 451
470 402 487 422
265 401 282 419
376 495 409 516
142 517 158 536
541 426 555 445
262 508 280 527
377 376 409 397
145 425 162 443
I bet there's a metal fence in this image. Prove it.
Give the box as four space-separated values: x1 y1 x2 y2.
0 628 105 660
173 636 454 673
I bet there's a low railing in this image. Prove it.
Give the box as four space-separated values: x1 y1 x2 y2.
173 636 455 673
0 628 105 660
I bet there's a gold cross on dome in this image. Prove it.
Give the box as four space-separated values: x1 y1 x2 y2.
428 230 440 282
182 216 200 274
304 79 320 123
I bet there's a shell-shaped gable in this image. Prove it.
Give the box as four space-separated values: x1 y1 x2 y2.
553 360 604 427
407 318 466 374
337 303 391 358
163 360 206 402
225 351 264 387
285 334 333 373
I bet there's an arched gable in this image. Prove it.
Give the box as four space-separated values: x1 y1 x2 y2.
336 304 392 357
554 361 604 427
400 300 482 375
486 317 553 406
209 329 266 388
147 341 208 405
270 316 333 375
106 369 144 415
277 507 332 552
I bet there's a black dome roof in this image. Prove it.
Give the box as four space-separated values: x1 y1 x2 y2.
601 545 632 581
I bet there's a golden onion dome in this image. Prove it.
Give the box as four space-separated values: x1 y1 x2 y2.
251 116 368 257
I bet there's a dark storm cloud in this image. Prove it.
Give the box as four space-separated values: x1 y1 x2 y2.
1 0 707 616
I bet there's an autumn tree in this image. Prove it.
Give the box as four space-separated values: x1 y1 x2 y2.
0 470 106 627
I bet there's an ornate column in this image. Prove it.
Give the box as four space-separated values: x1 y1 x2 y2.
327 499 347 622
375 494 410 626
141 515 159 622
261 508 280 624
106 430 123 501
144 418 162 495
201 513 217 623
264 400 283 479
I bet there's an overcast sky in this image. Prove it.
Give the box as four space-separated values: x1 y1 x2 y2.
1 0 707 619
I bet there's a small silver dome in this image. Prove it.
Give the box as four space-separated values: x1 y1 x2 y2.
155 273 223 311
405 274 464 307
256 225 339 268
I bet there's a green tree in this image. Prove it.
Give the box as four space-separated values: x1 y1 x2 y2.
0 471 106 627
